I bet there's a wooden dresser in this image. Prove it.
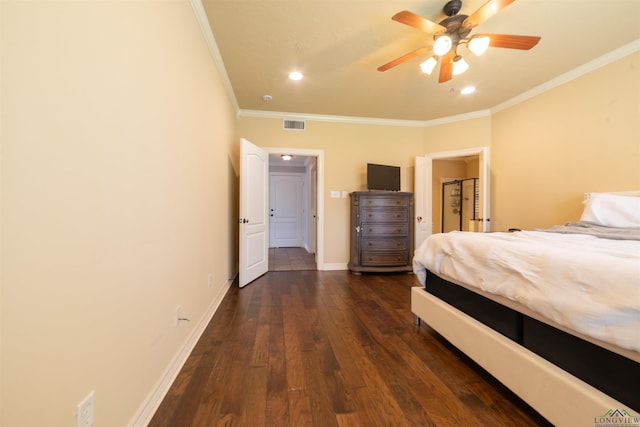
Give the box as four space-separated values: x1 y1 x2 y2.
348 191 413 273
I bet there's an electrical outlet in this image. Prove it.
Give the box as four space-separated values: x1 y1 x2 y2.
175 306 181 327
76 391 95 427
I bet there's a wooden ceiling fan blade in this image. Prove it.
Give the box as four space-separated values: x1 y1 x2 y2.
483 33 541 50
392 10 446 34
377 46 432 72
462 0 516 29
438 51 455 83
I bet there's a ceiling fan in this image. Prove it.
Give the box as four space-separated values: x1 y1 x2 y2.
377 0 541 83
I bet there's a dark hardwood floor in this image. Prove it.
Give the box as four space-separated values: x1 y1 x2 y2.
149 271 551 427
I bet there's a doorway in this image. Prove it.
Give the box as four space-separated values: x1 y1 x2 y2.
266 149 323 271
441 178 479 232
414 147 490 250
240 141 324 287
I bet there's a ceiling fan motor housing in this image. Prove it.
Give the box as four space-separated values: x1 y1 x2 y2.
436 14 471 45
443 0 462 17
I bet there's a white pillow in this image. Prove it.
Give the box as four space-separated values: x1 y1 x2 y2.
580 193 640 228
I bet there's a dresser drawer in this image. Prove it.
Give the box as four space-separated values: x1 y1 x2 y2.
361 196 409 208
362 208 408 223
361 238 408 251
361 251 410 266
361 223 408 236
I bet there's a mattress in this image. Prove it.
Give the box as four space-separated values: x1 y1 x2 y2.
412 228 640 353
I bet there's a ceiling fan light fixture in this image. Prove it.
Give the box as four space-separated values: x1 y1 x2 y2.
433 35 453 56
420 57 438 75
452 55 469 76
468 35 490 56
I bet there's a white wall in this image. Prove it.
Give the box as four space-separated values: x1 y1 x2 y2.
1 1 238 425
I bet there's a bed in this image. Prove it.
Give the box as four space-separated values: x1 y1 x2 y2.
411 192 640 426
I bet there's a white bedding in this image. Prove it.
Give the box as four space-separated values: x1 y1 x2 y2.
412 230 640 352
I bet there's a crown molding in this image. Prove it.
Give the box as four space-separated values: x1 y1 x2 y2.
422 110 492 127
492 39 640 114
238 109 426 127
189 0 239 113
238 109 492 128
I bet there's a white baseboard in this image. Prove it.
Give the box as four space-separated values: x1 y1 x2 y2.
320 262 348 271
129 278 233 426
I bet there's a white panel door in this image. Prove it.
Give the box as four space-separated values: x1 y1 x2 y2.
269 175 304 247
239 138 269 287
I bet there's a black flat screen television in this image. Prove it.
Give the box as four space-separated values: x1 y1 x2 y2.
367 163 400 191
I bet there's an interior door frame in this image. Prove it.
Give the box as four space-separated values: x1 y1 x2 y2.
415 147 490 249
265 147 325 270
308 159 317 255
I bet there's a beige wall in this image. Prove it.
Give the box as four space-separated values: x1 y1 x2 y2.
424 116 492 152
237 118 424 265
490 52 640 230
1 2 638 425
1 1 238 426
419 53 639 232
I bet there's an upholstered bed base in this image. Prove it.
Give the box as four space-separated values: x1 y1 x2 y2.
411 285 635 426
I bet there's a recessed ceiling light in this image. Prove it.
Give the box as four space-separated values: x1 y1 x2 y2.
281 155 292 161
288 71 303 81
460 86 476 95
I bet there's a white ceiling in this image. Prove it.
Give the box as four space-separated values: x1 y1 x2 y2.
202 0 640 122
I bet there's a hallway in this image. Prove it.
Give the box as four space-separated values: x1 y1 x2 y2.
268 247 316 271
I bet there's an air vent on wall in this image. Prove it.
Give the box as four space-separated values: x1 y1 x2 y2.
283 119 305 131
